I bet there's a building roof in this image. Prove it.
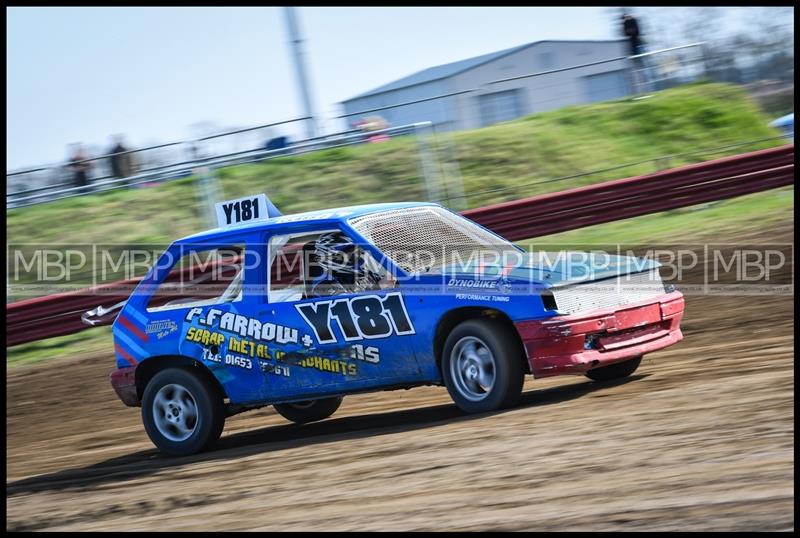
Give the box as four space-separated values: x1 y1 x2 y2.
342 40 625 103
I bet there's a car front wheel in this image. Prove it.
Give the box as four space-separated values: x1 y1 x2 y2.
441 318 525 413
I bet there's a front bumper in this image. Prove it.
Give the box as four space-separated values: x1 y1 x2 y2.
110 365 140 407
515 291 685 378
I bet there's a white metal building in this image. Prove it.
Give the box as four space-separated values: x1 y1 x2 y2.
340 40 633 131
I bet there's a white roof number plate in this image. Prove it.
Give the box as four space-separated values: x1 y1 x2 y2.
216 194 269 228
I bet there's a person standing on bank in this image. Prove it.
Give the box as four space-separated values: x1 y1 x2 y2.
109 134 136 184
622 12 645 56
68 143 92 194
621 12 653 92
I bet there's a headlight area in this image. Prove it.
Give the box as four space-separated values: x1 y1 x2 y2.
539 289 559 312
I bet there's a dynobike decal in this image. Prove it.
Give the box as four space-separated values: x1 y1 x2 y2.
295 292 415 345
447 278 513 295
447 278 499 289
145 319 178 339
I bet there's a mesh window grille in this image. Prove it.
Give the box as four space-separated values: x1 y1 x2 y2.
349 206 517 274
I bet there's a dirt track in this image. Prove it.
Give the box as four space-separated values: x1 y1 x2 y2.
6 224 794 531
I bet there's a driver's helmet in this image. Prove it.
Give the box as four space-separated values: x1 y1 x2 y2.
314 232 358 274
311 232 381 294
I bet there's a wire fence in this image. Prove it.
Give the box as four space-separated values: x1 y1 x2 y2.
6 122 455 228
6 41 772 217
7 43 709 207
6 116 310 205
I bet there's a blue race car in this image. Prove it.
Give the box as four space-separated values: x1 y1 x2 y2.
107 195 685 455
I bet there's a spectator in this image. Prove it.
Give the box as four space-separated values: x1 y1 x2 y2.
361 115 391 143
67 143 92 194
264 135 291 155
621 12 645 56
353 119 369 142
621 12 654 92
108 134 136 183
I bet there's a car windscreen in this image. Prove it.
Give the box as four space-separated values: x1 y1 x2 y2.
348 206 520 274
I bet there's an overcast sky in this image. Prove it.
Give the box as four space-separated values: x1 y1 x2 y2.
5 6 789 170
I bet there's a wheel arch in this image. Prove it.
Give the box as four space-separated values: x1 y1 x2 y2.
433 307 529 374
135 355 228 403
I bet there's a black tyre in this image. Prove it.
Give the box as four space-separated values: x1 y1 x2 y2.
141 367 225 456
274 396 343 424
441 318 525 413
585 356 642 382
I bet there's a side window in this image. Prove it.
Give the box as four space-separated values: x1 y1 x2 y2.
268 230 393 303
147 244 245 312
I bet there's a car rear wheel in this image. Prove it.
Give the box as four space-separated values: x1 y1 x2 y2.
141 367 225 456
585 355 642 381
441 318 525 413
273 396 343 424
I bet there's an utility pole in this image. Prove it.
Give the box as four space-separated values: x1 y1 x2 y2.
284 6 317 140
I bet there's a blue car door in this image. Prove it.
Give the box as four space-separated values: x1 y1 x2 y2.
256 226 423 399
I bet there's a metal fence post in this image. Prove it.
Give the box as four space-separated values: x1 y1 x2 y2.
432 121 467 211
626 57 639 95
699 43 710 80
194 164 223 228
413 123 443 203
